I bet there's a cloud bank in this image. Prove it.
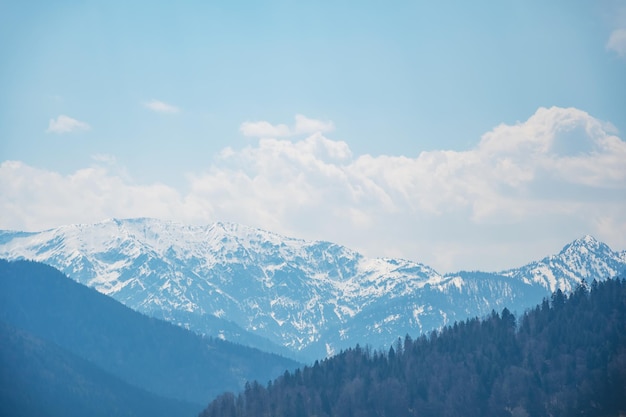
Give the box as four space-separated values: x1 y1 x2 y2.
46 115 91 134
4 107 626 272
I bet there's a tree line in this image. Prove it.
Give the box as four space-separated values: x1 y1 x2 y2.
200 278 626 417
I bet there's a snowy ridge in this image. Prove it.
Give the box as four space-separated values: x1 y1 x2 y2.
502 235 624 293
1 219 624 360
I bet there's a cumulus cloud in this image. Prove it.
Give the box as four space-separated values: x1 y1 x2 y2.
46 115 91 134
607 28 626 57
293 114 335 135
0 161 186 230
240 114 335 138
144 99 180 114
4 107 626 272
239 121 291 137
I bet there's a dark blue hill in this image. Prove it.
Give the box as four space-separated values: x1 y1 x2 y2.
0 320 199 417
0 259 299 410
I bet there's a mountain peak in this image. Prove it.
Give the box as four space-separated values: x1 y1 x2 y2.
577 234 599 245
559 235 603 255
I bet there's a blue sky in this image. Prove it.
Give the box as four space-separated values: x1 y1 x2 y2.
1 1 625 272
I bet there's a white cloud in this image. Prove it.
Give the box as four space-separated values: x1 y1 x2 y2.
293 114 335 135
239 121 291 137
46 115 91 134
239 114 335 138
4 107 626 272
144 99 180 114
0 161 186 231
607 28 626 57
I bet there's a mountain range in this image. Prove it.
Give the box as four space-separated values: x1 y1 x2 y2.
1 218 625 360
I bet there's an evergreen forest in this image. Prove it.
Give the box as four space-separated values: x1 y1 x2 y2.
201 278 626 417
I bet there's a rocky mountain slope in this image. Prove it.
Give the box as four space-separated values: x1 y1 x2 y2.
1 218 624 360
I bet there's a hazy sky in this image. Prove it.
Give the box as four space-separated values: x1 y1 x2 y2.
1 0 625 273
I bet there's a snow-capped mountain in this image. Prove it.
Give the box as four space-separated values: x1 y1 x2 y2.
501 234 626 292
1 218 624 360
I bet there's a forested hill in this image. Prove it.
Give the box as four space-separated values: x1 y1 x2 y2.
0 259 299 410
201 278 626 417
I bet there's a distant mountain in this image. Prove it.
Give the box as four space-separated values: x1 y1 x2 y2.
199 278 626 417
0 259 299 408
0 320 199 417
1 218 624 360
500 234 626 291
